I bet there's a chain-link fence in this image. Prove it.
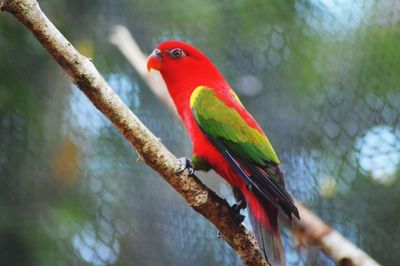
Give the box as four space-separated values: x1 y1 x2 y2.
0 0 399 265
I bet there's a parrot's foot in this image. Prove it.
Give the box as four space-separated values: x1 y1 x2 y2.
231 201 246 225
231 187 246 224
232 187 247 210
232 199 246 212
176 157 195 176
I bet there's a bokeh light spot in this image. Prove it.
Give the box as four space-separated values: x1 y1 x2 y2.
355 125 400 184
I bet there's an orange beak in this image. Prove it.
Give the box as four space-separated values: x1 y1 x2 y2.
146 49 163 73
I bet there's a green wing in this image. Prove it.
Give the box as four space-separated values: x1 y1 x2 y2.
190 86 299 219
190 86 280 166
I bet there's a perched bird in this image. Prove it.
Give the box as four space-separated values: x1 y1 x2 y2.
147 40 299 266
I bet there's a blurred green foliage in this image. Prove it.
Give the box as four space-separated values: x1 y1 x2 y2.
0 0 399 265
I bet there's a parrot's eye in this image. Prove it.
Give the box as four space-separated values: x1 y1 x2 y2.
169 48 185 59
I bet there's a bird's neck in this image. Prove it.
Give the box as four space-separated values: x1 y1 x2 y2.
162 68 226 116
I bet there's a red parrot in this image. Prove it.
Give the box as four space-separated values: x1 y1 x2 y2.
147 40 299 266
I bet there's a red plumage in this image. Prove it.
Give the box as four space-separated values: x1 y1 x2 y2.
147 40 298 266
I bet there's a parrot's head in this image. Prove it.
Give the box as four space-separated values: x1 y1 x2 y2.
147 40 224 94
147 40 208 73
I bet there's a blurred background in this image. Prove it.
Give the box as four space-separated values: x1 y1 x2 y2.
1 0 400 265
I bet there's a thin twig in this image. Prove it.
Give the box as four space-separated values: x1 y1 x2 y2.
294 203 380 266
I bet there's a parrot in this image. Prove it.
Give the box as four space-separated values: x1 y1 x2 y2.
147 40 299 266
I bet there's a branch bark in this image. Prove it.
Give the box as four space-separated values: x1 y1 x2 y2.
0 0 267 265
110 25 382 266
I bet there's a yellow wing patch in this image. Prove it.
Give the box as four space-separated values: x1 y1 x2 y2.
229 90 244 106
191 86 243 107
190 86 206 107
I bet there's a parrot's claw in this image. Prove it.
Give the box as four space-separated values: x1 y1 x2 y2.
176 157 195 176
231 200 246 225
232 199 246 212
233 211 245 225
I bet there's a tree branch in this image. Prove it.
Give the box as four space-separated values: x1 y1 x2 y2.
0 0 267 265
294 203 380 266
110 25 382 266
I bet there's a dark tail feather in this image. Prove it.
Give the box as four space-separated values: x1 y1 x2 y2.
247 194 285 266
